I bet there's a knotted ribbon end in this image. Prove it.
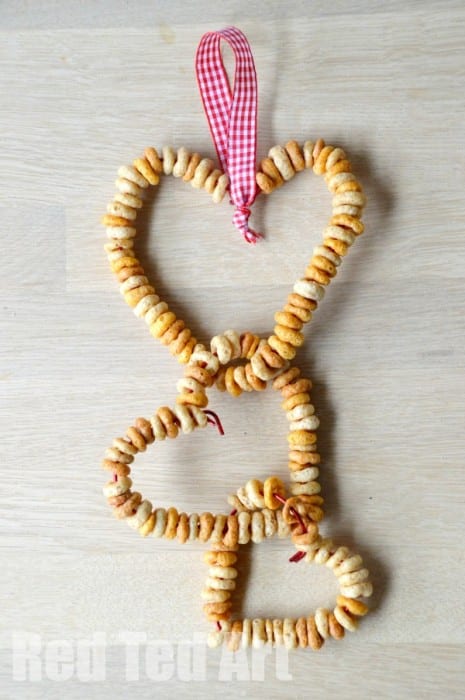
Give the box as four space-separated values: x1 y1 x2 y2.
233 203 262 245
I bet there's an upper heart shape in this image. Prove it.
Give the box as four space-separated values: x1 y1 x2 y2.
102 137 366 380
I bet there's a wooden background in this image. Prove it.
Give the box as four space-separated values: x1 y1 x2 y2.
1 1 464 697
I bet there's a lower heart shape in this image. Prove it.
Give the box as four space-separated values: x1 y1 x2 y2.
203 528 373 650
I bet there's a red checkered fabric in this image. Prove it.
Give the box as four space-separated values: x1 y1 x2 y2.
196 27 261 244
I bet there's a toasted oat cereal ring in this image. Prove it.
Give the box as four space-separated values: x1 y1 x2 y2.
198 513 215 542
138 512 156 537
113 492 142 519
202 589 232 604
152 509 167 538
182 152 202 181
282 495 310 525
284 303 312 323
288 430 317 447
156 407 179 439
260 342 287 369
224 366 242 397
328 612 345 639
134 417 153 443
205 576 236 591
326 159 351 179
125 426 146 452
285 140 305 171
126 500 153 530
334 605 358 632
133 157 160 185
115 177 143 197
292 524 319 546
245 362 266 390
282 392 311 411
338 569 370 587
101 214 133 228
102 459 131 477
208 565 238 579
330 214 364 235
107 201 137 221
268 335 296 360
117 266 145 282
241 332 260 358
261 156 284 186
281 378 312 399
245 479 266 509
164 507 179 539
114 192 143 209
228 620 243 651
223 514 239 548
274 311 303 330
185 365 214 388
274 325 305 347
124 285 156 307
161 319 186 346
289 449 320 465
205 610 232 622
304 265 331 286
117 165 149 187
295 617 308 647
337 595 369 617
268 145 295 181
324 237 349 256
315 608 330 639
204 551 237 567
336 179 363 194
302 140 314 168
144 147 163 173
111 256 140 272
150 311 177 338
176 391 208 408
313 145 334 174
307 616 324 650
272 366 300 390
340 582 373 599
107 493 130 507
176 512 190 543
287 292 317 311
311 254 337 276
103 476 132 497
288 459 317 473
255 171 274 194
263 476 285 510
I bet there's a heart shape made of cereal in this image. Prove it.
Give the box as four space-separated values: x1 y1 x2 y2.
103 138 365 368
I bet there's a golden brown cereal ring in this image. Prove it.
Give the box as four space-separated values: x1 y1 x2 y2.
336 596 369 617
263 476 285 510
164 507 179 539
307 616 324 650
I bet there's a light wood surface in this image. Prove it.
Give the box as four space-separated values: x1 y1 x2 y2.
1 1 465 697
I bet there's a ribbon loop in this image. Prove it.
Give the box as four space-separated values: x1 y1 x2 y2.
196 27 261 244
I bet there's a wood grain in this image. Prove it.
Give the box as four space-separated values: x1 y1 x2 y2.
1 1 465 697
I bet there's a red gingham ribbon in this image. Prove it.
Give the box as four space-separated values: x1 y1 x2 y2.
195 27 261 244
